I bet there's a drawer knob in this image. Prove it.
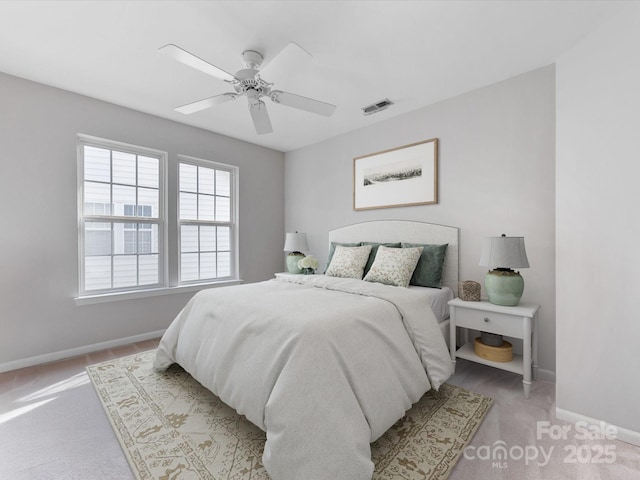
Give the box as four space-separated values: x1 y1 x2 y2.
484 317 490 322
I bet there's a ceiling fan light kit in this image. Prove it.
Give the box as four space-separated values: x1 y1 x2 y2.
159 42 336 135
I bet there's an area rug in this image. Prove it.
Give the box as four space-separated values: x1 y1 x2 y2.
87 350 492 480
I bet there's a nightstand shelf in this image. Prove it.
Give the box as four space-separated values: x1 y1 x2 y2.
448 298 540 398
454 342 524 375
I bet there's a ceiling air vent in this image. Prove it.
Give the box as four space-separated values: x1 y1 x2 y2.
362 98 393 116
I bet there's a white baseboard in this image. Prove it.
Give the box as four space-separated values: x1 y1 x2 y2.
556 407 640 447
536 368 556 383
0 330 165 373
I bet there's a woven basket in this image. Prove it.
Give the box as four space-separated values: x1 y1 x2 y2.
459 280 481 301
474 337 513 362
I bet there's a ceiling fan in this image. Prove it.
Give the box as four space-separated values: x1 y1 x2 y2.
159 42 336 135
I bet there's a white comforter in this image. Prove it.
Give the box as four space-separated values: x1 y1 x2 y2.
154 275 453 480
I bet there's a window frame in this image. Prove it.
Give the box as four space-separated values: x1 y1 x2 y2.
77 134 168 297
75 136 241 305
177 155 239 285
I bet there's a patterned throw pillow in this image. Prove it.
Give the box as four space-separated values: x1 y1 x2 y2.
325 245 373 279
362 242 401 276
324 241 362 272
363 245 424 287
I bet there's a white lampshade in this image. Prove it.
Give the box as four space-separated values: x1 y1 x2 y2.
283 232 309 253
479 235 529 269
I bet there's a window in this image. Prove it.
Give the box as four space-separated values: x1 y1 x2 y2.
124 205 153 254
77 135 239 300
178 157 236 283
78 136 165 295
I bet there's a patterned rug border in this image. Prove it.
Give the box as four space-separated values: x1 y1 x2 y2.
87 349 493 480
373 384 493 478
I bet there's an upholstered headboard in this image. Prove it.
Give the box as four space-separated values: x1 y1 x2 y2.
328 220 459 295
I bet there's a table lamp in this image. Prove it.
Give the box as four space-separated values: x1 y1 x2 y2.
479 234 529 306
284 232 308 274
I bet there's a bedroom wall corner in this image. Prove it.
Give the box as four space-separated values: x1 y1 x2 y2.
0 72 285 368
284 65 556 377
556 2 640 440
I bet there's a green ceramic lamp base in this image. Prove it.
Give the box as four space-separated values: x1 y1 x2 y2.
286 252 305 274
484 269 524 306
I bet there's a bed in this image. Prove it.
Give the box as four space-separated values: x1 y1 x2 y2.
328 220 458 348
154 220 459 480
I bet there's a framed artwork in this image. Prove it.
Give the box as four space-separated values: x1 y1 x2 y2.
353 138 438 211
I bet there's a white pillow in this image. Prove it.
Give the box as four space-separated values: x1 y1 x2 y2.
363 245 423 287
325 245 373 279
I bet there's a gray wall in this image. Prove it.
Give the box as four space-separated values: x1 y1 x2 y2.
285 66 556 377
556 3 640 439
0 72 284 367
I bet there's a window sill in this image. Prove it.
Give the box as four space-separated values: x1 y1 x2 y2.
74 279 243 306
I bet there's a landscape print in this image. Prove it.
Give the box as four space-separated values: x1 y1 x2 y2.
353 138 438 210
363 160 422 186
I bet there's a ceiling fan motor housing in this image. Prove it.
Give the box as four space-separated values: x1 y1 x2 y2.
233 68 271 96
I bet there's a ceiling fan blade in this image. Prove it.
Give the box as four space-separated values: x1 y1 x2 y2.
159 44 236 83
259 42 311 80
270 90 336 117
175 93 237 115
248 101 273 135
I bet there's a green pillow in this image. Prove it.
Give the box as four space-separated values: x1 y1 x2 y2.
402 243 448 288
362 242 401 276
325 242 361 272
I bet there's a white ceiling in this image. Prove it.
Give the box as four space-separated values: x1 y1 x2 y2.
0 1 623 152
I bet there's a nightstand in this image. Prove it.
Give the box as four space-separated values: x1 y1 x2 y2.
448 298 540 398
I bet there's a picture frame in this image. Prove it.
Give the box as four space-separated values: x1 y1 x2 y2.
353 138 438 211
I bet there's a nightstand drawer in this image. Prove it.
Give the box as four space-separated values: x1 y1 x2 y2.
454 308 523 338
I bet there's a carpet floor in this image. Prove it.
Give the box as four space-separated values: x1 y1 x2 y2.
1 338 639 479
86 349 493 480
